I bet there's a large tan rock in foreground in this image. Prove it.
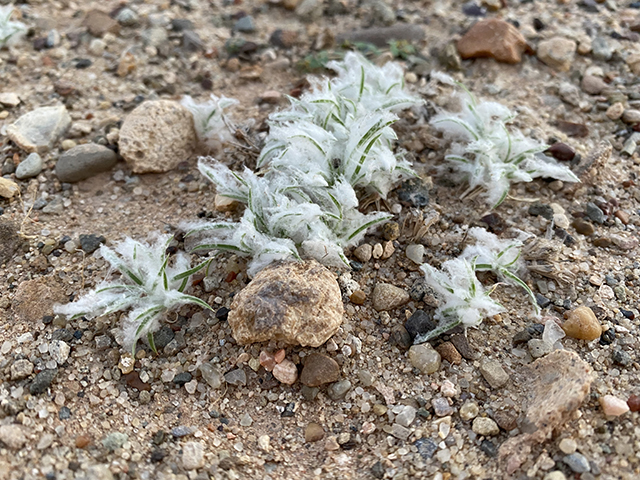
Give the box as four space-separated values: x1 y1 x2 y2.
457 18 529 64
499 350 594 474
118 100 197 173
228 261 343 347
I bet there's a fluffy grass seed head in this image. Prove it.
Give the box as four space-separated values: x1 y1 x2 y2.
0 5 26 47
181 94 239 151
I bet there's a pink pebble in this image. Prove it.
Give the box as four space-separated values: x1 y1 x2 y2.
273 359 298 385
600 394 630 416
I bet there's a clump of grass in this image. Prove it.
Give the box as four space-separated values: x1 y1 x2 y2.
54 235 211 355
430 72 579 208
0 5 26 48
184 52 423 276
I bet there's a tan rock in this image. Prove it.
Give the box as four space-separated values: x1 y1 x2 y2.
83 10 120 37
372 283 409 311
599 394 629 417
228 261 343 346
499 350 594 474
12 276 67 322
118 100 197 173
272 359 298 384
304 423 325 443
0 178 19 199
606 102 625 120
457 19 529 64
0 425 27 450
537 37 576 72
562 306 602 341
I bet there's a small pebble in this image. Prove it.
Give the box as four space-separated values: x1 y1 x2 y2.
460 401 479 421
562 306 602 341
372 283 409 311
563 452 591 473
599 394 630 416
327 379 351 400
382 222 400 241
472 417 500 436
479 360 509 389
405 244 425 264
353 244 372 262
627 395 640 412
408 344 441 374
395 405 416 427
558 437 577 455
272 359 298 384
435 342 462 365
431 397 453 417
305 423 325 442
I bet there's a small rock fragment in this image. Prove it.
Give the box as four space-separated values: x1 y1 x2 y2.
599 395 629 417
436 342 462 365
431 397 453 417
10 359 34 380
0 178 20 199
0 425 27 450
459 401 479 421
479 360 509 389
353 244 373 262
457 18 529 63
272 359 298 384
408 344 441 374
563 453 591 473
472 417 500 436
15 153 43 180
305 423 325 442
372 283 409 311
537 37 576 71
224 368 247 386
327 380 351 400
562 306 601 341
182 442 205 470
300 353 340 387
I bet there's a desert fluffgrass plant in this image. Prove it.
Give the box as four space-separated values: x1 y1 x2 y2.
416 257 504 344
54 234 212 355
181 94 239 151
461 227 539 315
184 53 422 276
0 5 26 47
430 72 579 208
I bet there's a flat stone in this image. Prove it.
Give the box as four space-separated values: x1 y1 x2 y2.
56 144 118 182
0 92 20 107
102 432 128 451
228 261 343 347
390 423 411 441
12 276 67 322
182 442 205 470
479 360 509 389
457 18 529 63
459 401 479 421
0 178 19 198
300 353 340 387
199 362 223 389
118 100 197 174
408 344 441 374
79 234 105 254
15 153 43 179
0 425 28 450
499 350 594 474
372 283 409 311
336 24 425 48
537 37 576 71
224 368 246 386
6 105 71 153
622 109 640 124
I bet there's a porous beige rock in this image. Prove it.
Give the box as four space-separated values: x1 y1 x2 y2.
228 261 343 346
499 350 594 474
457 19 529 64
118 100 197 173
12 276 67 322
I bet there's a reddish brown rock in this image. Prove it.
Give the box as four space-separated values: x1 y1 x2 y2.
300 353 340 387
228 261 343 346
457 19 529 64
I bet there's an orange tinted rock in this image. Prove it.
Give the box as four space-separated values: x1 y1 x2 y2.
457 19 528 64
562 306 602 341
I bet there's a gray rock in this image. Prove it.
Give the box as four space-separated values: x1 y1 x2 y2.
395 405 416 427
431 397 453 416
558 82 580 106
371 0 395 25
0 92 20 107
479 360 509 388
84 465 114 480
409 344 441 374
102 432 128 451
233 16 255 33
622 109 640 124
56 144 117 182
6 105 71 153
337 24 425 48
585 202 605 224
390 423 411 441
581 75 607 95
224 368 247 386
296 0 323 21
15 153 43 180
591 36 613 61
79 234 105 254
182 441 205 470
199 362 223 389
116 8 139 26
563 452 591 473
29 369 57 395
142 27 168 47
171 425 195 437
327 379 352 400
612 349 632 366
528 339 552 358
0 425 28 450
42 197 64 214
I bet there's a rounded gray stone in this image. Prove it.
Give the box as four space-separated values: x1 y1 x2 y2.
15 153 43 179
55 144 117 182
